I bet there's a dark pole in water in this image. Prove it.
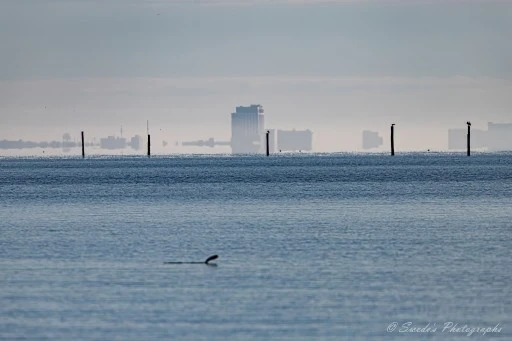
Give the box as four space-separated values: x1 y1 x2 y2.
266 130 270 156
147 134 151 158
467 121 471 156
391 124 395 156
81 131 85 158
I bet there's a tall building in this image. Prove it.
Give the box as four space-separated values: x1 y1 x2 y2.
231 104 265 154
180 104 314 154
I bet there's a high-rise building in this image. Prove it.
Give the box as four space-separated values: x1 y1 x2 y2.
180 104 314 154
231 104 265 154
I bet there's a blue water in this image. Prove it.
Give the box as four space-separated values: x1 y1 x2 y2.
1 153 511 340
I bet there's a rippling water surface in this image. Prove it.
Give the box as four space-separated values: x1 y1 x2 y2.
1 154 511 340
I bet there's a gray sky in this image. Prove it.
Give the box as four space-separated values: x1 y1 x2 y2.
1 0 511 153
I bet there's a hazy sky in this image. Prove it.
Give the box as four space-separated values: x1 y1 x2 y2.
1 0 511 153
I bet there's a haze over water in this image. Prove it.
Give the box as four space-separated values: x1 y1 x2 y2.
2 1 512 151
1 153 511 340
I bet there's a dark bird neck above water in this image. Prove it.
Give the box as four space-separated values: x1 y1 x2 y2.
163 254 219 265
205 255 218 264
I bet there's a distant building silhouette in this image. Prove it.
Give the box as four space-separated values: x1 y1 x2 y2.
0 139 90 150
180 104 314 154
231 104 265 154
362 131 383 149
100 136 127 150
448 122 512 151
274 129 313 152
129 135 144 150
488 122 512 151
182 138 231 148
1 133 149 152
448 128 486 150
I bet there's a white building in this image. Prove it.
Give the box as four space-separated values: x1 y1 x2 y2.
231 104 265 154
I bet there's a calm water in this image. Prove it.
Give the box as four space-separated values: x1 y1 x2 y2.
1 153 511 340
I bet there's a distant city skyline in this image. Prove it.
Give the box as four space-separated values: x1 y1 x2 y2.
3 117 512 156
1 0 511 154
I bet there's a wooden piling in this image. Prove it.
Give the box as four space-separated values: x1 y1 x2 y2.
81 131 85 158
266 131 270 156
147 134 151 158
391 124 395 156
467 121 471 156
